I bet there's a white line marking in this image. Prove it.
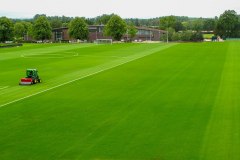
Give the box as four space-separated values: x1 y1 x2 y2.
21 53 124 59
0 86 9 90
1 44 175 108
77 55 126 59
21 53 79 59
0 56 146 108
22 56 64 59
1 64 125 108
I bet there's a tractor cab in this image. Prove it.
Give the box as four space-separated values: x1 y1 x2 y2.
26 69 38 78
19 69 41 85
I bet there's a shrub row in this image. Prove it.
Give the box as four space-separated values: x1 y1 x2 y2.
0 43 23 48
161 28 204 42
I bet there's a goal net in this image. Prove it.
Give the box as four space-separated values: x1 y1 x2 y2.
94 39 112 44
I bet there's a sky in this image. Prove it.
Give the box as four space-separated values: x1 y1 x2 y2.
0 0 240 19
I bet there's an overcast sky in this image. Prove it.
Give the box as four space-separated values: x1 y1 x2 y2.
0 0 239 19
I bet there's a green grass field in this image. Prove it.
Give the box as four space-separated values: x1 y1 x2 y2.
0 42 240 160
203 34 214 39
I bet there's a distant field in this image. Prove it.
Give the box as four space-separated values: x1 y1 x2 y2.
203 34 214 39
0 42 240 159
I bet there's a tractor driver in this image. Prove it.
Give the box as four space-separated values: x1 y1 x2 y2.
28 70 33 78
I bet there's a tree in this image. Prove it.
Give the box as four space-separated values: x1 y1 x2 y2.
33 14 47 21
160 27 175 42
192 19 204 31
50 18 62 29
159 16 176 30
215 10 239 38
14 22 25 39
14 21 32 41
159 16 186 32
203 19 216 31
85 18 94 25
127 23 137 41
68 17 89 40
104 15 127 41
61 16 73 24
181 19 204 31
22 22 33 40
22 22 33 33
96 14 114 25
32 16 52 41
62 23 68 27
0 17 14 42
135 19 140 26
174 21 184 32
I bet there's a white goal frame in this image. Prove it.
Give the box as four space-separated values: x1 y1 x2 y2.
94 39 113 45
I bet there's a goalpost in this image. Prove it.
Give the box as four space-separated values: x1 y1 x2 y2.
94 39 113 45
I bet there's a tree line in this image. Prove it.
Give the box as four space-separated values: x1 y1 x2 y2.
0 14 136 42
0 10 239 42
159 10 240 41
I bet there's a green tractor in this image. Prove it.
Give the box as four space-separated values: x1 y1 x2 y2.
19 69 42 85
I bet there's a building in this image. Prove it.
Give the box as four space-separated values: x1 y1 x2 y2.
134 26 166 41
52 25 166 42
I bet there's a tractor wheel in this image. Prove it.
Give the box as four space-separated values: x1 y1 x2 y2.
38 79 41 83
33 79 37 84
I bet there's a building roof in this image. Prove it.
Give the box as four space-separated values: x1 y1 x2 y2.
136 26 166 33
53 25 166 33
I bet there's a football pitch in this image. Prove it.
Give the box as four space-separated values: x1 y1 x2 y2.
0 42 240 159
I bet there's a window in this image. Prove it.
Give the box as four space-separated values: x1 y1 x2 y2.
137 29 151 36
89 27 97 32
55 31 62 41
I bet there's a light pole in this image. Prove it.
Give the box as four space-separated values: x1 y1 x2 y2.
127 28 129 41
167 20 169 43
159 31 161 42
160 19 169 43
167 29 169 43
150 30 151 41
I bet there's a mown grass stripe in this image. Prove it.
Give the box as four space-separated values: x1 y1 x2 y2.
0 86 9 90
200 42 240 159
0 44 176 108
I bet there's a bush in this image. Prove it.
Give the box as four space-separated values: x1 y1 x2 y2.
160 27 175 42
172 32 180 41
160 34 167 42
180 31 192 41
190 32 204 41
161 29 204 42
